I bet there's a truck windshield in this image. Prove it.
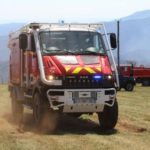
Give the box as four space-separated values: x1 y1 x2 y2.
39 31 106 55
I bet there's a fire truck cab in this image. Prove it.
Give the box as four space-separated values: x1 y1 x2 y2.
8 23 119 131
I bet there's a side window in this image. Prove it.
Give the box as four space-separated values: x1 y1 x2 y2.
31 35 36 51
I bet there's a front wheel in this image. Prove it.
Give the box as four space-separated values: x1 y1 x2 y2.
98 100 118 130
33 92 59 133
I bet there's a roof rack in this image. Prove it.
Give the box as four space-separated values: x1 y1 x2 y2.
23 22 103 31
9 23 104 39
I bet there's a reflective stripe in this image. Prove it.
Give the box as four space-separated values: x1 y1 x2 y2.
72 67 82 74
65 66 71 72
72 66 96 74
84 67 96 73
95 66 102 72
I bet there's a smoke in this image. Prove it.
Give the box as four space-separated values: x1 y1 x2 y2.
105 18 150 67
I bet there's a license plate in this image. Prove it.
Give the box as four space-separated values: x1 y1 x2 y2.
79 92 91 98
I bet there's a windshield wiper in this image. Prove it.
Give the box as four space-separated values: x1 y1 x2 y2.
83 50 99 54
67 49 106 55
43 48 106 55
66 49 82 54
43 48 68 54
82 47 106 55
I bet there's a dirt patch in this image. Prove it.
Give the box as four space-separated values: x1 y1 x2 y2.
118 118 147 133
1 110 147 136
1 112 95 134
1 112 117 135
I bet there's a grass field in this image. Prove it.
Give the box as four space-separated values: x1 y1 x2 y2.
0 84 150 150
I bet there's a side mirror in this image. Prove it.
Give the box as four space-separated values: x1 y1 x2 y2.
19 34 28 50
110 33 117 49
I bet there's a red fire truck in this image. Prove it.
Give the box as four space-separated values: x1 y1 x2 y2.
120 64 150 86
8 23 119 131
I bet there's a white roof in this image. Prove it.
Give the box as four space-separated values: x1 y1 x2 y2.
25 23 103 32
9 23 103 39
38 23 103 32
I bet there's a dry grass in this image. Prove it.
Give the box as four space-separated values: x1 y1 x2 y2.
0 84 150 150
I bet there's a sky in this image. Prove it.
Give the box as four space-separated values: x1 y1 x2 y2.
0 0 150 23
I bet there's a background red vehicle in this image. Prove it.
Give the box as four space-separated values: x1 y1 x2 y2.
120 64 150 86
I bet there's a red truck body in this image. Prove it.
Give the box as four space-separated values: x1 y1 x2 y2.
120 65 150 86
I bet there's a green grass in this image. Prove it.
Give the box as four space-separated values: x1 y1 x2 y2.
0 84 150 150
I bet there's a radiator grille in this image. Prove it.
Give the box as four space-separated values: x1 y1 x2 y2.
62 75 113 89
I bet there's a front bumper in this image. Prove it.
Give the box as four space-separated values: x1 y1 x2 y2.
47 88 116 113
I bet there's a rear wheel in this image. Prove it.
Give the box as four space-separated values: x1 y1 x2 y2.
98 100 118 130
33 92 59 133
125 82 134 91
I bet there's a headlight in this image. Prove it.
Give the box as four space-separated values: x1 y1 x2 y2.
107 75 112 80
46 75 54 80
45 75 62 86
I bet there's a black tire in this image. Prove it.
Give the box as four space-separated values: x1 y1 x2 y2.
33 92 43 124
125 82 134 91
11 89 24 124
33 92 59 133
98 100 118 130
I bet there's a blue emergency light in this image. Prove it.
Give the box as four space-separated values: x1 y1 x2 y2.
93 75 102 80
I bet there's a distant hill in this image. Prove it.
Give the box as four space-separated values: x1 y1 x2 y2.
0 23 24 83
105 11 150 67
123 10 150 20
0 23 24 36
0 36 9 61
117 18 150 66
0 23 24 61
0 61 9 84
